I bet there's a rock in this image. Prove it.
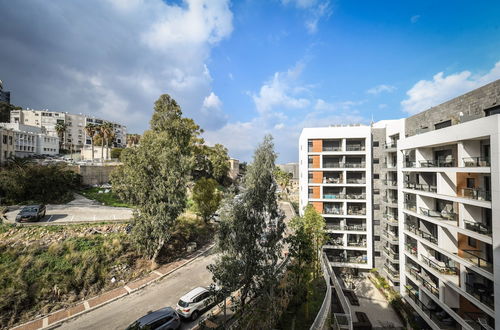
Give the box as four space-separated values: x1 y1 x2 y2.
186 242 197 253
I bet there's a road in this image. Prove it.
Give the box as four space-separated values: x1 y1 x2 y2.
56 250 217 330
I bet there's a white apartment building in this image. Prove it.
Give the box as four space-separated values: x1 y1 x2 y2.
299 125 373 270
0 123 59 157
10 109 127 151
0 127 15 164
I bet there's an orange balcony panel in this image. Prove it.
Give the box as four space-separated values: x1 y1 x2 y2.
312 171 323 183
312 201 323 214
311 155 320 168
311 186 321 199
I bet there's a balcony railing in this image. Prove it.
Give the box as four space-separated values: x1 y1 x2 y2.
382 179 397 186
463 220 492 236
344 162 366 168
419 207 457 222
323 162 342 168
345 193 366 200
405 287 457 329
404 182 437 193
323 193 346 199
323 177 343 184
327 255 345 263
346 255 367 264
384 142 397 149
405 161 417 168
383 246 399 260
322 146 342 152
382 196 398 204
405 225 438 245
383 213 398 223
465 282 494 309
459 250 493 273
345 224 367 231
347 241 367 248
463 157 490 167
460 188 491 201
421 255 458 275
405 243 417 256
346 178 366 184
324 208 343 215
404 202 417 212
408 268 439 298
347 208 366 216
346 145 365 151
325 224 342 231
382 229 398 242
384 264 400 279
420 159 456 167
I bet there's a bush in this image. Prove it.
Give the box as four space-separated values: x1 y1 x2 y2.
110 148 123 160
0 162 81 204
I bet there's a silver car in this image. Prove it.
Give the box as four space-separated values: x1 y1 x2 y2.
176 287 212 320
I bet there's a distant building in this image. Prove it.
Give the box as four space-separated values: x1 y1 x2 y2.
277 162 299 179
10 109 127 151
228 158 240 180
0 123 59 157
0 80 11 104
0 127 15 165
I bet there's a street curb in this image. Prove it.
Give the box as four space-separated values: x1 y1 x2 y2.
10 243 215 330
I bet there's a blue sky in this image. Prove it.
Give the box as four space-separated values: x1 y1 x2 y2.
1 0 500 162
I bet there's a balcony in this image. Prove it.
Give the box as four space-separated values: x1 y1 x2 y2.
382 179 397 187
421 255 458 275
383 246 399 260
345 224 367 231
384 142 397 149
405 161 417 168
344 162 366 168
465 281 494 310
323 193 346 199
419 207 457 222
457 249 493 273
463 157 490 167
346 178 366 184
382 229 398 242
405 243 417 256
382 196 398 204
384 264 400 279
345 145 365 151
322 176 343 184
347 240 367 248
405 287 457 329
407 268 439 298
323 162 342 168
405 225 438 245
404 182 437 193
345 193 366 200
325 224 342 231
346 255 368 264
404 202 417 212
420 158 456 168
325 235 344 247
347 208 366 216
322 145 342 152
463 220 492 236
324 207 343 215
459 188 491 201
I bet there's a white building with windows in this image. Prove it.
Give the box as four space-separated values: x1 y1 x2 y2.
0 123 59 157
299 125 373 270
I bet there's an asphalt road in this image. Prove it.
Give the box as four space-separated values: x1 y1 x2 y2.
56 250 217 330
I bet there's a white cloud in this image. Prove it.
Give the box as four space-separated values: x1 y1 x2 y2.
252 63 311 114
203 92 222 109
401 61 500 114
411 15 421 23
281 0 332 34
0 0 233 132
367 84 396 95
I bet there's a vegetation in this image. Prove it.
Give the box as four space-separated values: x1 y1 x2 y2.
274 167 293 198
192 177 221 223
0 160 81 204
79 187 132 207
84 123 97 162
192 143 231 185
54 122 69 151
0 102 21 123
111 94 201 261
110 147 123 160
208 135 286 313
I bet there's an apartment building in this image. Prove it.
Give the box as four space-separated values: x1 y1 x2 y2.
0 123 59 157
299 79 500 329
10 109 127 151
299 126 373 270
0 127 15 164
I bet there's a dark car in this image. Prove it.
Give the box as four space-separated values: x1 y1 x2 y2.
15 204 46 222
126 307 181 330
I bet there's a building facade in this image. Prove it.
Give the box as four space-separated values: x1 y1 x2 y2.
0 127 15 164
10 109 127 151
299 125 373 270
0 123 59 157
299 79 500 329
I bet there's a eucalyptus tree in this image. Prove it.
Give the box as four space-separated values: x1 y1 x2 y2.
208 135 286 309
111 94 201 261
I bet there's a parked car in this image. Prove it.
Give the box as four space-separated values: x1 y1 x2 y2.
176 287 212 320
15 205 46 222
125 307 180 330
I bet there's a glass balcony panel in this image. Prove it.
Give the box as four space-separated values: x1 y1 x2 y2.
463 157 490 167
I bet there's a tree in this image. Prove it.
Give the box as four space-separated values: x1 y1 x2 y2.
54 122 68 152
208 144 230 183
274 167 293 197
192 177 221 223
110 148 123 160
0 102 21 123
208 135 285 310
126 134 141 147
101 122 115 160
95 125 105 162
84 123 97 162
111 94 202 261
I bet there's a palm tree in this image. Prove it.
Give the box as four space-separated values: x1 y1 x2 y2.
101 122 115 160
54 122 68 153
95 125 105 162
84 123 96 162
126 134 140 147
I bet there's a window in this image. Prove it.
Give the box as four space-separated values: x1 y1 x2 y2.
8 136 12 145
374 174 379 179
466 178 475 189
373 220 380 225
373 204 380 210
373 189 380 194
2 135 6 144
374 235 380 241
434 120 452 130
485 104 500 116
373 141 379 147
149 316 173 328
374 251 381 257
373 158 379 164
468 237 477 248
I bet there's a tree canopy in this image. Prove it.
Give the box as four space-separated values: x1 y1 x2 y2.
192 177 222 223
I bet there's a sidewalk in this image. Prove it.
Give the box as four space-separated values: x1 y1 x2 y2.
11 244 214 330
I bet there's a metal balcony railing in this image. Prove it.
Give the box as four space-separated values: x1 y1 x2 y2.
463 157 490 167
325 224 342 231
383 264 400 279
324 208 343 215
322 146 342 152
323 162 342 168
346 178 366 184
421 255 458 275
382 179 397 186
405 243 417 256
383 246 399 260
405 287 457 329
345 193 366 200
405 161 417 168
408 268 439 298
347 241 367 248
346 255 368 264
384 142 397 149
404 202 417 212
419 207 457 222
323 193 346 199
460 188 491 201
463 220 492 236
465 282 494 309
346 145 365 151
404 182 437 193
344 162 366 168
405 225 438 245
347 208 366 215
323 177 343 184
419 159 456 167
459 250 493 273
345 225 367 231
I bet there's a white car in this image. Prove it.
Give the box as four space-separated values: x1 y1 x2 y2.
176 287 212 320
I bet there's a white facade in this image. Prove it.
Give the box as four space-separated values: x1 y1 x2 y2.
299 125 373 269
398 115 497 329
0 123 59 157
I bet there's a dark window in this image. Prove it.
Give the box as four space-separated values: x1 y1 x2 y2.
373 204 380 210
373 158 379 164
468 237 477 248
373 220 380 225
374 174 379 179
434 120 452 130
485 104 500 116
466 178 475 188
374 251 381 257
149 316 173 328
373 189 380 194
374 235 380 241
373 141 379 147
2 135 6 144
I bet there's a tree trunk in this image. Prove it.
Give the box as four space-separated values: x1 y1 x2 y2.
106 138 109 160
101 141 104 163
151 236 166 262
91 142 94 163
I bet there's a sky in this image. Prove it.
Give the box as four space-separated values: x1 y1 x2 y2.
1 0 500 163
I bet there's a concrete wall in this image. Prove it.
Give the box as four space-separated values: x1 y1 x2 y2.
405 80 500 138
371 127 385 269
70 164 120 185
